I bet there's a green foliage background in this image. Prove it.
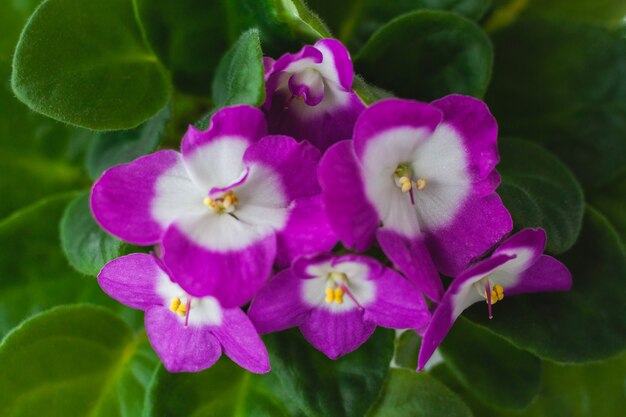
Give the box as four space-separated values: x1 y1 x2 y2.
0 0 625 416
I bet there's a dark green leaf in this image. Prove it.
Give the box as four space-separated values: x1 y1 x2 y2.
524 0 626 28
145 360 289 417
486 18 626 189
60 191 124 276
355 10 493 101
0 305 157 416
264 328 395 417
394 330 421 369
467 207 626 362
368 369 472 417
0 193 141 338
212 29 265 109
440 318 541 410
588 173 626 247
136 0 230 96
85 105 170 180
12 0 172 130
308 0 491 50
498 138 584 254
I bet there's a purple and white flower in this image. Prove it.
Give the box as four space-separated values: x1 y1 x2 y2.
264 38 366 151
319 95 513 300
98 253 270 373
417 228 572 370
247 253 430 359
91 105 336 308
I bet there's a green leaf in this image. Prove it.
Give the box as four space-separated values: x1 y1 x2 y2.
353 76 395 105
439 318 541 410
12 0 172 130
0 193 141 338
486 18 626 189
263 328 395 417
0 305 157 416
308 0 491 50
588 173 626 247
368 369 472 417
136 0 230 96
355 10 493 101
145 360 289 417
85 105 170 180
394 330 421 369
212 29 265 109
498 138 584 254
466 207 626 363
525 0 626 28
60 191 124 276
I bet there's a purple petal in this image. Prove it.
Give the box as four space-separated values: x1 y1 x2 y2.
288 70 325 106
181 105 266 155
318 140 379 251
212 308 270 374
271 45 324 73
97 253 165 310
431 95 499 182
352 98 442 161
243 135 322 201
263 57 275 77
90 150 181 245
300 308 376 359
426 192 513 276
376 229 443 301
145 306 222 373
275 195 338 268
162 224 276 308
292 253 336 279
492 228 546 275
363 267 430 330
507 255 572 296
314 38 354 90
248 269 311 333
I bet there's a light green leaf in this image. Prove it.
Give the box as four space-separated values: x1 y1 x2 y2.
264 328 395 417
0 193 141 338
498 138 584 254
60 191 124 276
467 207 626 363
486 18 626 189
355 10 493 101
85 105 170 180
0 305 157 417
145 360 289 417
368 369 472 417
12 0 172 130
212 29 265 109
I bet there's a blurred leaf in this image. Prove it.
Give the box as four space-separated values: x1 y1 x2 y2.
467 207 626 363
498 138 584 254
136 0 230 96
394 330 421 369
0 306 157 416
588 173 626 247
517 0 626 28
212 29 265 109
440 318 541 410
353 76 395 105
12 0 171 130
486 18 626 189
0 0 42 64
264 328 395 417
85 105 170 180
0 193 141 338
367 369 472 417
145 360 289 417
60 191 124 276
227 0 331 56
355 10 493 101
308 0 491 50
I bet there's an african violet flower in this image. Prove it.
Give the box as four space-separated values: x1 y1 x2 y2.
98 253 270 373
263 38 366 151
247 253 430 359
319 95 513 301
91 105 336 308
417 228 572 370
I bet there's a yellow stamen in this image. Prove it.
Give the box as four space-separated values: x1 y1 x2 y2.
169 297 181 312
399 176 412 193
493 284 504 301
415 178 427 190
333 287 345 304
223 194 233 209
203 197 215 208
325 288 334 304
176 303 187 317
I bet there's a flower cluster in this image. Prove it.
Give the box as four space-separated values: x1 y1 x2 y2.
91 39 571 373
